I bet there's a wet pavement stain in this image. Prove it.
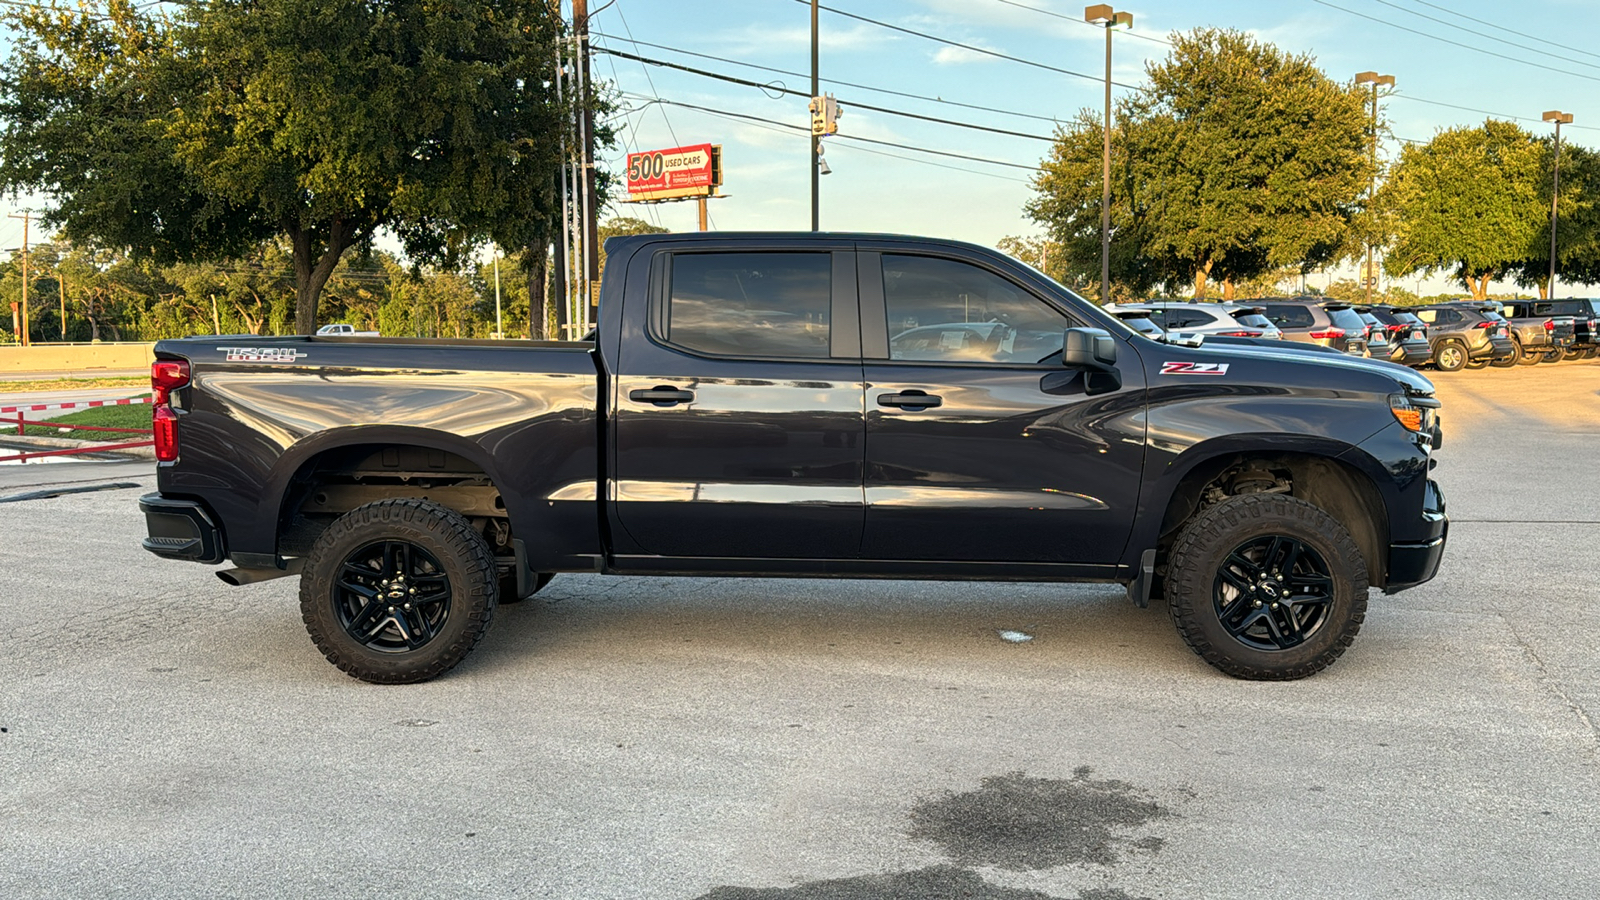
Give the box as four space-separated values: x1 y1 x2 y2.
906 769 1170 870
693 865 1148 900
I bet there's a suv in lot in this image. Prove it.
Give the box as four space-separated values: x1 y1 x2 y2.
1362 305 1432 367
1255 299 1370 355
1520 299 1600 360
1413 303 1515 371
1114 301 1283 339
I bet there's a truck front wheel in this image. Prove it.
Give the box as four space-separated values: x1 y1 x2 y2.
300 499 497 684
1165 494 1368 680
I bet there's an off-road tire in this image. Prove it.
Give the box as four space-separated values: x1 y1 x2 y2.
1166 494 1368 680
1464 358 1488 370
1515 340 1541 365
1490 341 1520 367
300 499 497 684
1433 340 1467 372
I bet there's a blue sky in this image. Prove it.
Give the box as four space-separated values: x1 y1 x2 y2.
6 0 1600 295
587 0 1600 293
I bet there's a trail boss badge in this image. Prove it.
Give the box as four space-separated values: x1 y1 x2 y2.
1160 361 1230 376
219 347 307 363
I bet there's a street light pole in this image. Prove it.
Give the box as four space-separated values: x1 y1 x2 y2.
1543 110 1573 299
811 0 819 232
1085 6 1131 305
1355 72 1394 306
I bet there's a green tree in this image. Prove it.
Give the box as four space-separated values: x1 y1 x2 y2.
1 0 573 335
1029 29 1372 300
1381 120 1545 300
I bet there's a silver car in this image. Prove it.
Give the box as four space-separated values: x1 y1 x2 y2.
1106 301 1284 339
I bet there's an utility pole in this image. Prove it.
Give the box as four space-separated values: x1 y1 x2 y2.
1543 110 1573 300
1355 72 1394 305
574 0 599 327
1085 6 1131 304
7 211 30 347
811 0 820 232
494 253 503 338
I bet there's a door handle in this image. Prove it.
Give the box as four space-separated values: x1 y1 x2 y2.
877 390 942 410
628 386 695 407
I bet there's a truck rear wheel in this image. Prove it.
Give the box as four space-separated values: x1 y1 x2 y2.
300 499 497 684
1166 494 1368 680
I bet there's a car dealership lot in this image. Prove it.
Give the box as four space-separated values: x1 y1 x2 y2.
2 364 1597 900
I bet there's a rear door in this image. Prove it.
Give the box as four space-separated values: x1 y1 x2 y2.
609 243 867 559
856 247 1147 566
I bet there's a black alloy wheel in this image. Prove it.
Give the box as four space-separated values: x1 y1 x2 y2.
1166 493 1367 680
301 499 497 684
1212 535 1333 651
335 540 453 653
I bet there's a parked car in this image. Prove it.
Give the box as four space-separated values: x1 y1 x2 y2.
138 231 1447 683
1514 299 1600 360
1362 305 1432 367
1353 309 1393 360
316 323 381 337
1489 300 1576 366
1255 299 1370 356
1111 301 1284 340
1412 303 1515 371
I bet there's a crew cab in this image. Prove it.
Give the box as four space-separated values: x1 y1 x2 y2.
139 232 1448 684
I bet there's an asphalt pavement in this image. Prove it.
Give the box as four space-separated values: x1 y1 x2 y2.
1 362 1596 900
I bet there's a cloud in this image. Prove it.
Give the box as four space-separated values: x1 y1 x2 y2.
932 44 998 65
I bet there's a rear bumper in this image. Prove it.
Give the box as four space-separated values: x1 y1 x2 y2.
1385 479 1448 594
1391 342 1431 365
139 493 226 564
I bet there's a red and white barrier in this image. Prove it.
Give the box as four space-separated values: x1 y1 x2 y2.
0 395 152 415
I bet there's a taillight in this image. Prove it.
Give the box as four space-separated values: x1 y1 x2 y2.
1308 328 1345 339
1387 324 1404 334
1217 330 1262 337
1475 321 1496 329
1544 319 1555 332
151 359 190 462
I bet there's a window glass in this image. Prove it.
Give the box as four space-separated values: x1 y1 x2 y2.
883 254 1072 363
1263 305 1315 328
1232 312 1274 329
666 253 831 358
1164 310 1217 329
1326 307 1366 331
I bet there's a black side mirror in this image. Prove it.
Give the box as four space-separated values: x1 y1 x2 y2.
1061 327 1121 395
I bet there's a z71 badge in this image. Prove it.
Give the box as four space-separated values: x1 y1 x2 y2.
1160 361 1229 376
219 347 307 363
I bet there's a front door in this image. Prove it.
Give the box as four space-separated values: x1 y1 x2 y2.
857 250 1147 566
610 246 866 559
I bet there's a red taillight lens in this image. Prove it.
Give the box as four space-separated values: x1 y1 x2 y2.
151 359 191 405
1217 330 1262 337
1544 319 1556 332
1308 328 1345 339
1475 321 1495 329
1387 324 1404 334
153 405 180 462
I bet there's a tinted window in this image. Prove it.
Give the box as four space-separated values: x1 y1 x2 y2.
1232 312 1274 329
1263 305 1315 328
883 254 1071 363
1392 312 1421 325
1164 310 1218 329
1326 307 1366 331
666 253 831 358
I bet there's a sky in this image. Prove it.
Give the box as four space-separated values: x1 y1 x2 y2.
6 0 1600 296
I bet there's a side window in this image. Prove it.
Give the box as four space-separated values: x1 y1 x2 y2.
1415 309 1437 324
1435 309 1461 324
1264 306 1314 328
882 254 1072 363
1166 310 1217 329
663 253 831 358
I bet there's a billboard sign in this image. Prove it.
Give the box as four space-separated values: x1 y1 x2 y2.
626 143 720 201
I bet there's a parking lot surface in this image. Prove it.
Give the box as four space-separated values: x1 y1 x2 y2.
2 363 1597 899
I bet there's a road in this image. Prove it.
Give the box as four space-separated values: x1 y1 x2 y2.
1 362 1596 900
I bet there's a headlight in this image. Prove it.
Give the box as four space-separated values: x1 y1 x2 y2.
1389 392 1439 435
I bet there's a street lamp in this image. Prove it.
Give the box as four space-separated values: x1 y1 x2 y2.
1085 5 1131 304
1543 109 1573 299
1355 72 1394 305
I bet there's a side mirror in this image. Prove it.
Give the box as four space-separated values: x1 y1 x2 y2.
1061 327 1121 395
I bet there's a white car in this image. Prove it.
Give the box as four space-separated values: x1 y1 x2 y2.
316 323 380 337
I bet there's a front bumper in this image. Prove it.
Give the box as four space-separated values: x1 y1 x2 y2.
140 493 226 564
1385 479 1448 594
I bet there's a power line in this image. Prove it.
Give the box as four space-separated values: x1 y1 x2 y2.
595 47 1055 142
988 0 1174 47
1389 92 1600 134
1395 0 1600 64
1308 0 1600 85
619 92 1042 172
590 30 1068 126
1363 0 1600 73
795 0 1140 90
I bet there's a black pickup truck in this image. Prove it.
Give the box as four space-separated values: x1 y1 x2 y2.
139 232 1448 683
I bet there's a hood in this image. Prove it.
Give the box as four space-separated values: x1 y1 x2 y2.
1187 339 1437 395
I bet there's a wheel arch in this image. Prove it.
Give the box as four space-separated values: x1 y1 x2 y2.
1139 437 1393 589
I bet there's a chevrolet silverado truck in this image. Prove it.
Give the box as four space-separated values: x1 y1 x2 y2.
139 232 1448 683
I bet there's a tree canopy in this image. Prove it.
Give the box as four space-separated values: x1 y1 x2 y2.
1028 28 1373 299
0 0 572 334
1380 120 1544 300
